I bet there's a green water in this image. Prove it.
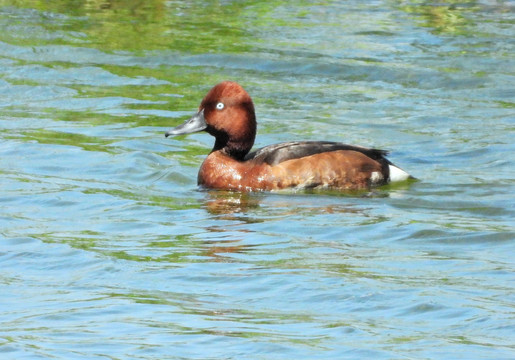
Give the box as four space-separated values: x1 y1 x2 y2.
1 1 514 359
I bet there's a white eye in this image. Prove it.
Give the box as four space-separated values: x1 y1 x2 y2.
216 102 225 110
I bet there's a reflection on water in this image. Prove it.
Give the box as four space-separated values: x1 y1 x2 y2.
1 0 258 52
1 1 514 359
399 1 513 35
203 191 262 216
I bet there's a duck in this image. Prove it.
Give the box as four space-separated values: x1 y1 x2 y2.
165 81 412 192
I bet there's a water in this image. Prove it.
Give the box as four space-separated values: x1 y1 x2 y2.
1 1 514 359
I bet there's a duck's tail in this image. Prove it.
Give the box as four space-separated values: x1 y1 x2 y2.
389 165 413 182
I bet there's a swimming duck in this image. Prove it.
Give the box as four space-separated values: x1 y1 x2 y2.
165 81 412 192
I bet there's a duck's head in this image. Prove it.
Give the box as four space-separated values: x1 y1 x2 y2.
166 81 257 160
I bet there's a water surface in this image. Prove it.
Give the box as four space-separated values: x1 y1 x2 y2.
1 1 514 359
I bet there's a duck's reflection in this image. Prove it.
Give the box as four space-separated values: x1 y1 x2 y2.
203 190 262 216
201 187 399 216
197 189 397 260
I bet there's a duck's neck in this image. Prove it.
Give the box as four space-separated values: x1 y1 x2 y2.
213 136 253 161
211 123 256 161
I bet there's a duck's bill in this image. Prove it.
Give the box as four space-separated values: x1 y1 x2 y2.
165 109 207 137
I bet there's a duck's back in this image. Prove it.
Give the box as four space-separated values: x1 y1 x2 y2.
245 141 390 165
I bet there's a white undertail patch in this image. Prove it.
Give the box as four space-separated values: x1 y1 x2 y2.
370 171 384 185
389 165 411 182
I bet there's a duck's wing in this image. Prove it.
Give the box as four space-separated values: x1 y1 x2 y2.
245 141 390 166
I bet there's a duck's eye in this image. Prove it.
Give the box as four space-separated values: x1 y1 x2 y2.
216 102 225 110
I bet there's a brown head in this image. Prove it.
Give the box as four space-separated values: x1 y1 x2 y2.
166 81 257 160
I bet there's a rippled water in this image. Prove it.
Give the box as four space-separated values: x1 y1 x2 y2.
1 1 514 359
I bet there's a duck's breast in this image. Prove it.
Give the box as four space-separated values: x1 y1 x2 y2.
198 151 267 191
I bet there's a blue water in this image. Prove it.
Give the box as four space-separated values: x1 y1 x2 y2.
1 1 514 359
